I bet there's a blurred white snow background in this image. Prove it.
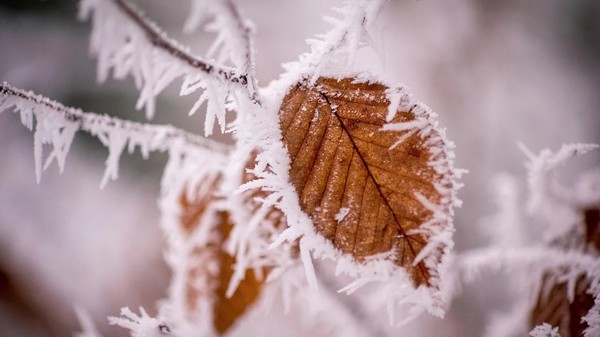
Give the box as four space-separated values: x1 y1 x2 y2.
0 0 598 336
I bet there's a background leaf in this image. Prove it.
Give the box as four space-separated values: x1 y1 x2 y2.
178 177 266 335
529 207 600 337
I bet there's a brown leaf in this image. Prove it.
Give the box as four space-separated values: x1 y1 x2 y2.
529 207 600 337
279 77 452 286
530 274 593 337
178 175 267 335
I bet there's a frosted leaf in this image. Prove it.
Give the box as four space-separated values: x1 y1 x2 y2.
278 77 458 286
239 74 460 326
529 323 561 337
156 149 300 336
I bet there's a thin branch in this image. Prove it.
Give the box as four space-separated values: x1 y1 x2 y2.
456 246 600 286
184 0 259 102
111 0 256 101
218 0 259 100
0 83 230 155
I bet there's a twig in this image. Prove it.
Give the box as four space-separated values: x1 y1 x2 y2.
218 0 259 101
0 83 231 155
111 0 257 102
456 246 600 285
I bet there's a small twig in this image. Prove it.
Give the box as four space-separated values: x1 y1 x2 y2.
219 0 260 101
111 0 259 104
0 83 231 154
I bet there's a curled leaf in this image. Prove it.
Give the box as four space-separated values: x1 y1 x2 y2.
178 176 265 335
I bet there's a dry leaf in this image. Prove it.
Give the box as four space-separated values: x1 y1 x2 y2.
529 207 600 337
530 274 593 337
178 175 266 335
279 77 452 286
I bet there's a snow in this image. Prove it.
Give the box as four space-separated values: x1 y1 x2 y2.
529 323 561 337
335 207 350 223
108 307 170 337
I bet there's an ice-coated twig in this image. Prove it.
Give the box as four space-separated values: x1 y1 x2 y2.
0 83 230 186
79 0 259 126
456 246 600 287
111 0 251 90
184 0 259 102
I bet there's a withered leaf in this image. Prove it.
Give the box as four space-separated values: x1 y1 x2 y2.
530 274 593 337
179 176 266 335
529 207 600 337
279 77 452 286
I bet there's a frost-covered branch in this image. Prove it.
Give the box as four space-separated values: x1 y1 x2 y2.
0 83 229 186
79 0 259 125
456 246 600 287
184 0 259 102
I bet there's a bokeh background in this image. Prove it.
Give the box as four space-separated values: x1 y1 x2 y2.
0 0 599 336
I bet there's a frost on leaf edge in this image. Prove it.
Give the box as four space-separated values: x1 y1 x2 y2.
237 71 462 323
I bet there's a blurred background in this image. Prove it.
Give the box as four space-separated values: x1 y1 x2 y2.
0 0 599 336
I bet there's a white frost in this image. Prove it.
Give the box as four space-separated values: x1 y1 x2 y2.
529 323 561 337
79 0 245 133
108 307 171 337
334 207 350 223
